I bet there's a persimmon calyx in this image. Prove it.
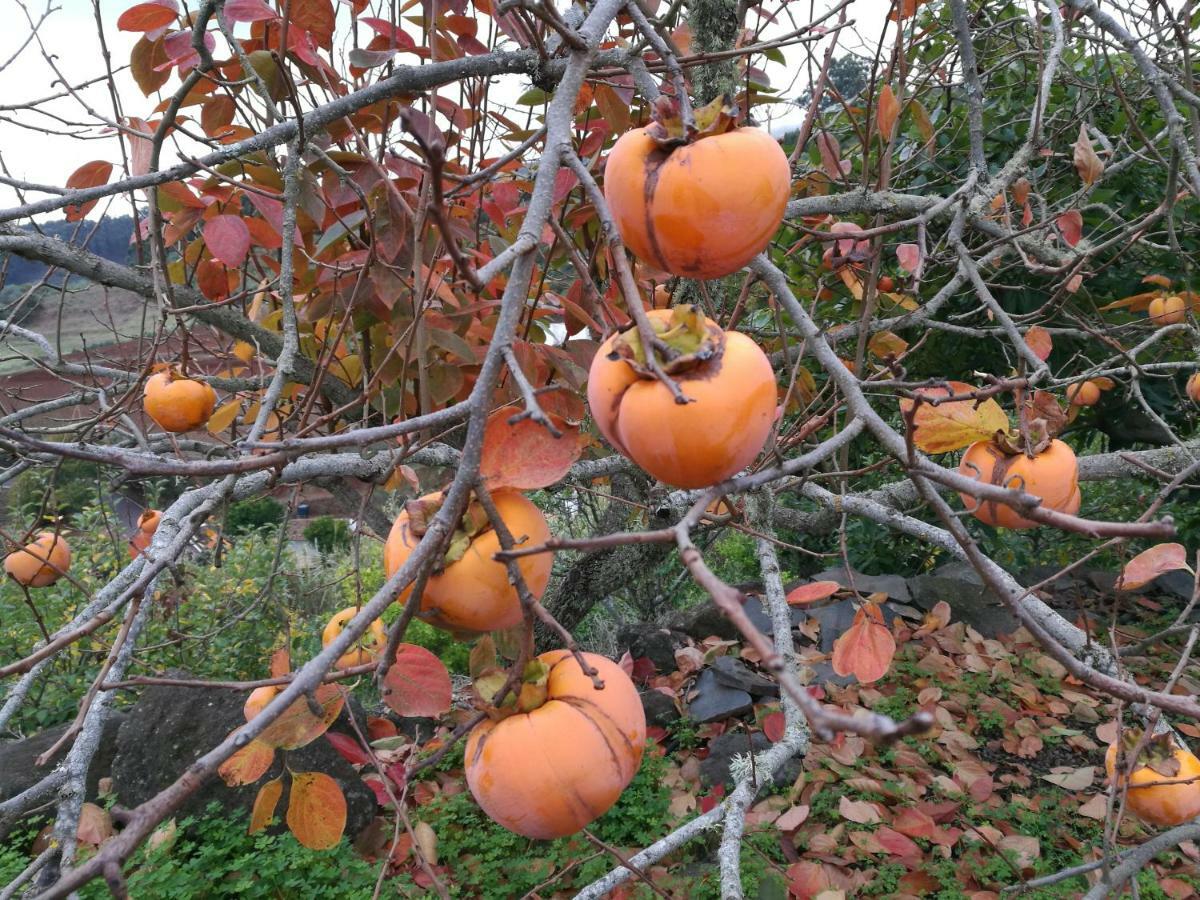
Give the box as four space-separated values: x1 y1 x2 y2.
607 304 725 377
1115 729 1183 778
403 491 492 569
646 94 739 148
472 658 551 719
990 419 1052 458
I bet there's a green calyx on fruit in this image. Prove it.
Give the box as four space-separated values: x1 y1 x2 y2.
646 94 739 149
402 491 492 569
607 305 725 377
472 658 551 717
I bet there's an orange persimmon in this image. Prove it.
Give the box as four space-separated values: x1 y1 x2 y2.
321 607 388 669
4 532 71 587
143 370 217 433
958 439 1080 529
1106 731 1200 826
129 509 161 559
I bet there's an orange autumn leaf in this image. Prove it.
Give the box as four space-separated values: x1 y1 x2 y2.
786 581 841 606
876 84 901 137
832 606 896 684
1118 543 1191 591
249 778 283 833
258 683 346 751
287 771 347 850
479 408 584 490
218 735 276 786
899 382 1009 453
1024 326 1052 361
269 647 291 678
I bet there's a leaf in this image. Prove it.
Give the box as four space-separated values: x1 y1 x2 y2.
1073 123 1104 186
892 807 937 840
469 635 497 679
76 803 114 845
831 607 896 684
1118 543 1190 590
1057 211 1083 247
204 215 251 267
898 382 1009 454
269 648 291 678
895 243 921 274
225 0 278 22
776 804 809 831
64 161 114 222
258 684 346 750
218 736 275 786
876 85 901 137
877 826 922 862
816 133 845 180
909 100 935 153
786 581 841 606
124 117 154 177
1024 326 1052 361
868 331 908 359
840 796 883 824
207 398 241 434
762 710 786 742
118 1 178 32
130 35 170 95
249 778 283 833
1078 793 1109 820
382 644 452 717
1042 766 1095 790
479 408 584 490
287 771 347 850
326 732 370 767
413 820 438 865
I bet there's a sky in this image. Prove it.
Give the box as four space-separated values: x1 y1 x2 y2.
0 0 893 216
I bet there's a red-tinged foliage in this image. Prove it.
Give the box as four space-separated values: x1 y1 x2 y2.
1023 325 1053 361
326 732 370 767
1057 210 1083 247
117 1 178 33
478 409 584 490
831 604 897 684
63 161 114 222
761 710 786 742
785 581 841 606
287 771 347 850
381 644 452 718
217 735 275 786
1118 543 1190 590
203 215 251 268
367 716 398 741
224 0 278 23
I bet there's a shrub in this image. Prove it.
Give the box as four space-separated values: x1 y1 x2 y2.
225 498 284 534
303 516 351 553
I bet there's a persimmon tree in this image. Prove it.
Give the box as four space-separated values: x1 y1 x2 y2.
0 0 1199 896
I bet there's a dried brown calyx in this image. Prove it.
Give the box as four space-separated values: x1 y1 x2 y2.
645 94 739 149
473 658 551 719
606 304 725 378
403 491 492 569
1114 729 1183 779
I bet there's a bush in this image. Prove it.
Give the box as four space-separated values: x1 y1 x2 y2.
225 498 285 534
303 516 350 553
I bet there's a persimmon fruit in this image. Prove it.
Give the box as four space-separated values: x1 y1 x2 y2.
1187 373 1200 404
958 438 1080 529
587 306 776 488
4 532 71 587
244 685 280 722
129 509 161 559
383 490 551 635
322 607 388 668
603 97 790 280
1067 380 1101 407
1148 294 1187 326
465 651 646 839
143 370 217 433
1106 731 1200 826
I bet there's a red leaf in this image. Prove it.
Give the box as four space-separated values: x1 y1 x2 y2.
224 0 278 22
363 774 393 807
895 242 921 274
287 771 347 850
892 807 937 840
367 716 398 741
325 732 370 766
831 607 896 684
876 826 922 863
1057 210 1083 247
1119 543 1191 591
479 408 584 490
287 0 336 50
698 784 725 813
249 778 283 833
76 803 114 845
117 1 178 32
786 581 840 606
382 644 451 718
218 735 275 786
64 161 114 222
1024 325 1053 361
631 656 656 682
204 215 251 267
762 710 786 742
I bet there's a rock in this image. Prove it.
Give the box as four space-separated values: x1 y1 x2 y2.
0 712 126 838
710 656 779 697
668 604 740 642
907 562 1020 637
685 670 753 724
810 566 910 602
740 595 777 635
802 660 857 688
395 717 438 743
1020 565 1083 595
639 690 680 728
1084 570 1119 595
616 624 690 673
699 731 802 789
1153 569 1195 602
110 672 375 841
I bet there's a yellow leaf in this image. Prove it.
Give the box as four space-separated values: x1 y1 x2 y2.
207 398 242 434
899 382 1010 453
260 308 284 332
249 778 283 833
233 341 255 363
868 331 908 358
286 771 346 850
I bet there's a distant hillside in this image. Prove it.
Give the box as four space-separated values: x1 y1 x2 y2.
0 216 136 287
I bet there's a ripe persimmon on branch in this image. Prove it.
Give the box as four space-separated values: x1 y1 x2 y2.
1 0 1200 896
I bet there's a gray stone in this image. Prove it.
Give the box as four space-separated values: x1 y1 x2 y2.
685 670 753 724
810 566 911 602
699 731 802 789
1084 570 1119 594
740 595 777 636
803 660 858 688
1153 569 1195 602
711 656 779 697
668 604 740 641
1020 565 1083 594
616 624 690 673
0 712 126 838
110 673 375 841
801 600 858 653
639 690 680 728
908 566 1017 638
